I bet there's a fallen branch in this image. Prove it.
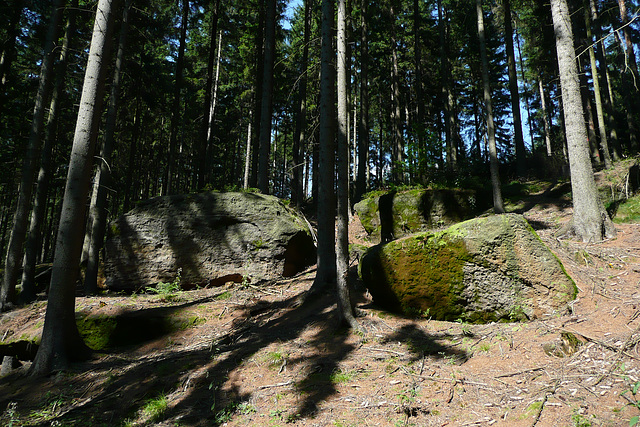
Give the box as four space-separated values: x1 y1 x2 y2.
529 393 549 427
364 346 406 357
495 367 545 378
258 380 292 389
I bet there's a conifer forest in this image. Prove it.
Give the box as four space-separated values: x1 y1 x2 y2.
1 0 640 424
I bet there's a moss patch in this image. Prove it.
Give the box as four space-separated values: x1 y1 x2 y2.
75 310 206 350
76 315 118 351
363 231 472 320
360 214 576 323
611 194 640 223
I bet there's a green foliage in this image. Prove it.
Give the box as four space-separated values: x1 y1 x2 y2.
330 369 355 384
146 269 182 298
622 380 640 426
264 350 288 369
28 391 69 422
571 412 592 427
1 402 18 427
214 401 242 423
141 393 168 423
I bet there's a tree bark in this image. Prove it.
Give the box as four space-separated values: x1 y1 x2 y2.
503 0 526 176
584 5 611 168
243 117 252 189
537 77 553 157
477 0 504 214
84 0 132 294
354 0 369 203
309 0 336 293
589 0 620 160
257 0 277 193
292 0 311 207
413 0 425 162
577 56 601 166
515 24 534 153
21 2 77 303
438 1 456 172
550 0 615 242
165 0 189 195
198 0 221 190
336 0 358 328
249 2 265 188
1 0 64 312
617 0 639 154
123 83 142 213
389 0 403 184
31 0 115 376
0 0 24 118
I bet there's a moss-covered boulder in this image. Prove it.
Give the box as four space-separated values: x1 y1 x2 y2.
358 214 576 322
354 188 489 243
105 192 316 291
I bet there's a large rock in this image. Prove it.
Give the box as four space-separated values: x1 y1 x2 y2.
354 188 489 243
105 192 316 291
359 214 576 322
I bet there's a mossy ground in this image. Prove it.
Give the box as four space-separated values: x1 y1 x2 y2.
610 194 640 223
75 308 206 351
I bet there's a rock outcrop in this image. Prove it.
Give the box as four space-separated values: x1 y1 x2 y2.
359 214 576 322
105 192 316 291
354 188 489 243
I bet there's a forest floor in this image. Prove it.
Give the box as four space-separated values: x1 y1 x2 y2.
2 164 640 426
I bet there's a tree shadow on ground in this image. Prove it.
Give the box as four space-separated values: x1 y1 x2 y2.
0 282 468 426
382 323 471 364
510 180 573 216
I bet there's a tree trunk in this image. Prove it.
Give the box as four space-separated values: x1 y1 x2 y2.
243 117 252 189
390 1 403 185
584 6 611 168
503 0 526 176
336 0 358 328
21 2 77 303
477 0 504 214
589 0 620 160
249 3 265 188
537 77 553 157
617 0 639 154
84 0 132 295
31 0 115 376
257 0 277 193
550 0 615 242
292 0 311 207
439 1 456 172
123 85 142 213
413 0 425 160
354 0 369 203
198 0 221 190
577 56 601 166
515 24 534 152
0 0 24 118
310 0 336 293
166 0 189 195
1 0 64 312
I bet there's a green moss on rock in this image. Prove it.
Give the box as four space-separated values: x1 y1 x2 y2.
359 214 576 322
354 188 489 243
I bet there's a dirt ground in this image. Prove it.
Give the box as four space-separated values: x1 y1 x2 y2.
1 185 640 426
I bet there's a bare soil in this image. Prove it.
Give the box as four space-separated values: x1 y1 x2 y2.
2 181 640 426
